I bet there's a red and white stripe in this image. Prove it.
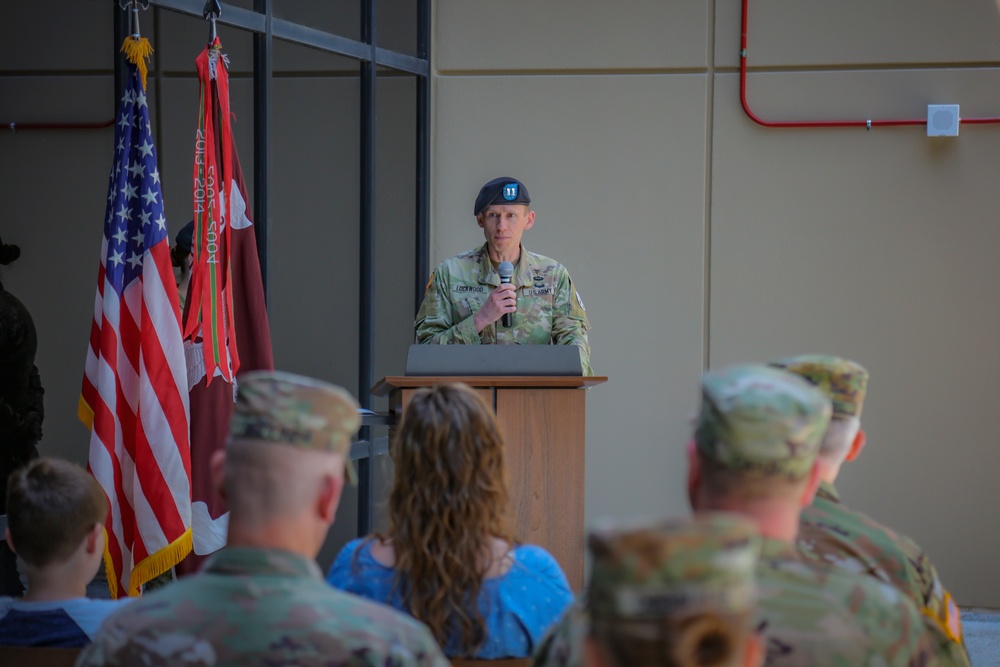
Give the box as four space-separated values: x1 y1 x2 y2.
81 235 191 598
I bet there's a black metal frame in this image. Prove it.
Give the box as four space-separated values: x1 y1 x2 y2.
117 0 431 536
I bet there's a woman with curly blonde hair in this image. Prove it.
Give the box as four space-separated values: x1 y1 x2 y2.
327 383 572 658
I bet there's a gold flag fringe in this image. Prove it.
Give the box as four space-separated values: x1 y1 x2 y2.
128 527 193 597
120 37 154 89
102 526 194 598
78 394 95 431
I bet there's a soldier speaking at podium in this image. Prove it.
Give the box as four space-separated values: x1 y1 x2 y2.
415 177 592 375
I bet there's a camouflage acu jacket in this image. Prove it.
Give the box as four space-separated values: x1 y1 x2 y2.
532 538 960 667
76 547 450 667
799 481 968 662
415 244 592 375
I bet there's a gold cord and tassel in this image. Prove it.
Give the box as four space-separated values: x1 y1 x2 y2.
120 37 154 89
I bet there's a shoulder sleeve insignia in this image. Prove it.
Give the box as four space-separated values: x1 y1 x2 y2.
923 593 963 643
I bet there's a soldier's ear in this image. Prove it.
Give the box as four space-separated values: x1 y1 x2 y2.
523 209 536 231
316 463 345 524
741 633 765 667
845 429 866 462
4 528 15 556
799 461 823 508
686 441 702 510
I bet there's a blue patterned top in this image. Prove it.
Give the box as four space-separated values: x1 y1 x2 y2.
327 539 573 659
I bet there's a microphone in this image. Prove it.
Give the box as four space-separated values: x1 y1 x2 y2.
498 261 514 328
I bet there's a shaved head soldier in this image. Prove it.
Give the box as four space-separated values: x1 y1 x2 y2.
775 355 969 664
687 364 965 667
78 371 449 667
534 364 959 667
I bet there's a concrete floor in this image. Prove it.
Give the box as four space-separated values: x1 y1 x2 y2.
963 609 1000 667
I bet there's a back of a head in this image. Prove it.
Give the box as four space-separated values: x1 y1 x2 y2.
770 355 868 464
0 236 20 267
6 457 108 568
224 370 360 523
693 364 832 504
586 514 761 667
388 382 512 653
390 383 510 536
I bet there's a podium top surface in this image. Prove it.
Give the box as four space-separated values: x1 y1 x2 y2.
404 344 583 376
371 375 608 396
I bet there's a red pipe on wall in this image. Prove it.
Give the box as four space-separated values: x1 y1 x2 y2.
5 119 116 132
739 0 1000 129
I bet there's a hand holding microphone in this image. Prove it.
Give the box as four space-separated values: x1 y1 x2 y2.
498 261 515 327
470 262 518 333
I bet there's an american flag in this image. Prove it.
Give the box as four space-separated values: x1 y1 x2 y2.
79 63 192 598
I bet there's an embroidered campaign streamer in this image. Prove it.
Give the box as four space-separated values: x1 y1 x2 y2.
186 39 239 385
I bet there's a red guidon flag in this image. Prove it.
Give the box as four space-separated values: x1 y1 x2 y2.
79 38 192 597
180 38 273 566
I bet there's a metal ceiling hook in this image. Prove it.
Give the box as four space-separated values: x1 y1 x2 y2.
203 0 223 44
119 0 150 39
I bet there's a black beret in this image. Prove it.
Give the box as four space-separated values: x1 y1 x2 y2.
175 221 194 253
473 177 531 216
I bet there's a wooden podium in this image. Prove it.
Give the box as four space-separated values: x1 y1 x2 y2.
372 375 607 590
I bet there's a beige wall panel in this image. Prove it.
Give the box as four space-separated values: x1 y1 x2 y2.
0 76 117 466
435 1 710 72
433 74 708 524
0 1 112 72
716 0 1000 68
711 70 1000 607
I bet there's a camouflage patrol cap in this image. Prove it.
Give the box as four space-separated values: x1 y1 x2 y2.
587 513 760 621
229 371 361 476
694 364 832 479
474 176 531 216
771 355 869 418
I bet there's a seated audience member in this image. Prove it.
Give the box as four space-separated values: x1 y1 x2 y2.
77 371 449 667
773 355 969 661
328 383 573 659
581 514 764 667
535 364 963 667
0 458 128 647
